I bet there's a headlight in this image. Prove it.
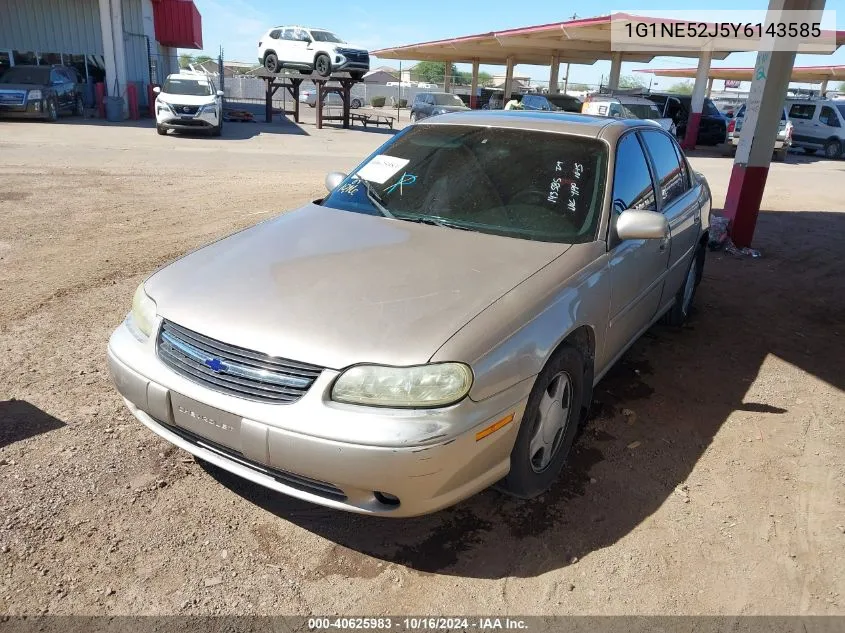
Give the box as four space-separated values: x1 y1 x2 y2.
199 104 217 115
125 283 157 342
27 89 42 100
331 363 473 408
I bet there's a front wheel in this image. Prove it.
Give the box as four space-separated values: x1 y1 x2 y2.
663 241 705 327
499 345 585 499
156 124 167 135
314 54 332 78
774 147 788 162
824 139 841 159
410 111 417 122
74 95 84 117
211 120 222 137
263 52 279 74
45 97 58 122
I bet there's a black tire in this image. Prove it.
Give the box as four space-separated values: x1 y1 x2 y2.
314 53 332 78
804 148 817 155
823 139 841 159
45 97 58 122
774 147 788 162
211 120 222 137
350 98 362 109
156 124 167 136
729 145 737 158
410 111 417 122
349 72 364 80
499 345 585 499
263 52 279 74
73 95 84 117
663 241 706 327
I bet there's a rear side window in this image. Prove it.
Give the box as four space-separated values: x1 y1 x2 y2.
820 106 841 128
612 133 656 214
789 103 816 120
269 29 281 39
641 130 688 208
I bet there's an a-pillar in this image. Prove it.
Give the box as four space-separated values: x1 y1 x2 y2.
608 52 622 90
549 55 560 94
706 77 714 97
443 62 451 93
98 0 128 117
682 49 712 149
503 56 514 102
469 59 480 108
723 0 823 247
820 78 828 96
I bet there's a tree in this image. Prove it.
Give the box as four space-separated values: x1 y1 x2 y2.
194 55 214 64
668 81 694 95
178 53 194 69
617 75 646 89
565 82 589 92
412 61 458 84
478 71 494 87
839 81 845 93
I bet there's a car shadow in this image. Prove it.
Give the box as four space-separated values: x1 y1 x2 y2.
0 399 65 450
204 209 845 579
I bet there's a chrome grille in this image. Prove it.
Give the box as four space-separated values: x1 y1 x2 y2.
157 320 322 404
0 91 25 105
173 104 199 115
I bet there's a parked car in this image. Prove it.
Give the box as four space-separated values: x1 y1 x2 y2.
301 90 362 109
410 92 470 121
0 64 83 121
786 99 845 158
582 95 677 136
728 104 792 161
258 26 369 79
646 93 727 145
154 73 224 137
108 111 711 517
545 93 584 113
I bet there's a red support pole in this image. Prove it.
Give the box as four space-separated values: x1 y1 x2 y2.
95 82 105 119
126 83 139 120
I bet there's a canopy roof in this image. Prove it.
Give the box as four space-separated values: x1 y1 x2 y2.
638 64 845 82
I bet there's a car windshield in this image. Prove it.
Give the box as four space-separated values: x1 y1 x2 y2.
162 78 212 96
311 30 343 43
432 94 464 106
0 67 50 84
322 125 608 244
620 103 662 119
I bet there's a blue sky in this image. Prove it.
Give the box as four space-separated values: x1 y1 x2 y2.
189 0 845 90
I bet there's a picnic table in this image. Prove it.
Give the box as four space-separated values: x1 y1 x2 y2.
350 111 395 130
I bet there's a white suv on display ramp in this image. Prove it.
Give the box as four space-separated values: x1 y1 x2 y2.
257 26 370 79
154 73 223 137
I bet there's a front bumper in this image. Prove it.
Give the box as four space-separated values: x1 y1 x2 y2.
0 100 47 119
156 106 219 130
107 320 530 517
334 52 370 74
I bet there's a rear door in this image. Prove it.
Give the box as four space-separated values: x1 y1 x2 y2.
282 28 310 65
605 131 670 365
639 129 702 312
788 102 819 147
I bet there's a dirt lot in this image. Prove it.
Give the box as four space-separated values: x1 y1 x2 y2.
1 116 843 616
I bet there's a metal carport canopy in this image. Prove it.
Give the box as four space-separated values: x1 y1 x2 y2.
371 14 741 66
638 64 845 82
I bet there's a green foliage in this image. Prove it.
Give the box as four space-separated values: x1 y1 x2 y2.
668 81 694 95
398 98 408 108
565 82 589 92
412 61 458 84
194 55 214 64
477 71 494 87
178 53 193 69
371 96 386 107
617 75 646 89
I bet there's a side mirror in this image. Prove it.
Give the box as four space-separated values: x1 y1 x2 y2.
216 90 224 97
616 209 669 241
325 171 347 192
152 86 161 94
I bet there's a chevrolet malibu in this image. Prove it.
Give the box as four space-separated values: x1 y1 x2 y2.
108 111 711 517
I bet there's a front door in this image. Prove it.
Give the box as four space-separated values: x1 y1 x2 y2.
788 102 818 147
603 131 670 368
639 128 702 310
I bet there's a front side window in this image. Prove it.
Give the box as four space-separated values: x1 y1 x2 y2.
162 78 212 96
322 125 608 244
269 29 281 39
311 30 343 43
641 130 687 208
612 133 656 214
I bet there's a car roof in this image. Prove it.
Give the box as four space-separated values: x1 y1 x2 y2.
421 110 654 139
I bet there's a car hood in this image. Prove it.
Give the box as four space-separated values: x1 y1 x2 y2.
146 204 569 370
0 83 46 92
157 93 215 106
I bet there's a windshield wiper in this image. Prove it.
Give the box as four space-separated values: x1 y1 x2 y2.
395 215 474 231
355 176 394 219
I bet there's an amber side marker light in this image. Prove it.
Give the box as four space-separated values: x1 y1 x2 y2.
475 413 515 441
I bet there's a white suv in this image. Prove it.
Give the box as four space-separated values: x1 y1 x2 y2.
257 26 369 79
728 104 792 161
154 73 223 137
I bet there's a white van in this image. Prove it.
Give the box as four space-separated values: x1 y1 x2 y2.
581 95 676 136
786 99 845 158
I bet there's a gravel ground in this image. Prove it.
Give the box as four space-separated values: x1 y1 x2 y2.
0 117 843 616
